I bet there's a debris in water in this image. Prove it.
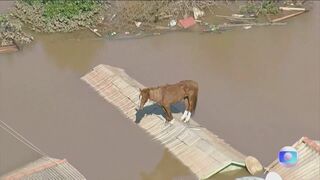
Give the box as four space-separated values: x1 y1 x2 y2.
110 32 117 36
179 17 196 29
0 44 19 54
245 156 263 175
169 19 177 27
271 10 306 22
232 14 244 18
193 7 204 19
125 31 130 35
135 21 142 27
87 27 102 37
110 14 116 21
279 7 306 11
243 25 252 30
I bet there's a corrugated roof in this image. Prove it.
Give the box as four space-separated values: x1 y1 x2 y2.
266 136 320 180
0 156 86 180
81 64 247 179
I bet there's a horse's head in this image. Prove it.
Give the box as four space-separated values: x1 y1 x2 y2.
139 88 150 110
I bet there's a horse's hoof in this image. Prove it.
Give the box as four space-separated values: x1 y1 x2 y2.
184 112 191 122
181 110 188 120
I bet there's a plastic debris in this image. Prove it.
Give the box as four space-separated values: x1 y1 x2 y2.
193 7 204 19
179 17 196 29
110 32 117 36
125 32 130 35
135 21 142 27
243 25 252 30
169 19 177 27
110 14 116 21
232 14 244 18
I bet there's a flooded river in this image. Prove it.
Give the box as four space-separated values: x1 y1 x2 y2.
1 1 319 180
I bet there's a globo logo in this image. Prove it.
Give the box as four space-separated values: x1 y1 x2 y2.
278 146 298 167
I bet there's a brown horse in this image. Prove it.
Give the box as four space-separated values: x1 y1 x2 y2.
139 80 198 123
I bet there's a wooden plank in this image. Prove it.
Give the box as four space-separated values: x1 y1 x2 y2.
0 44 18 54
272 10 306 23
279 7 306 11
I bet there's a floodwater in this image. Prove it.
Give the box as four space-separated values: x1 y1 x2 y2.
1 1 319 180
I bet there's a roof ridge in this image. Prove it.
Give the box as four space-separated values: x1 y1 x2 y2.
302 136 320 154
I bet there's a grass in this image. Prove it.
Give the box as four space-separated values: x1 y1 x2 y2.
13 0 105 32
240 0 279 16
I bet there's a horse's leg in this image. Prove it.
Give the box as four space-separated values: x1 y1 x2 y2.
161 106 170 121
184 96 192 123
181 98 189 120
164 105 173 123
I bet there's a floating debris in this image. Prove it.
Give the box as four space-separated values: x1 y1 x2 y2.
169 19 177 27
0 44 19 54
279 7 306 11
245 156 263 175
135 21 142 28
271 10 307 22
193 7 204 20
232 14 245 18
179 17 196 29
243 25 252 30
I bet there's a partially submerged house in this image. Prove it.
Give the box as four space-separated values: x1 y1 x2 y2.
0 157 86 180
0 120 86 180
266 136 320 180
82 64 256 179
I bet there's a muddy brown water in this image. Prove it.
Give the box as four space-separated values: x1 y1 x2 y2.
1 1 320 180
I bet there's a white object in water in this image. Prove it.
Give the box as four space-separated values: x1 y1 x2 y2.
232 14 245 18
265 172 282 180
193 7 204 19
243 26 252 30
135 21 142 27
169 20 177 27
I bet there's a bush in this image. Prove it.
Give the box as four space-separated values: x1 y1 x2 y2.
13 0 105 32
240 0 279 16
0 14 33 46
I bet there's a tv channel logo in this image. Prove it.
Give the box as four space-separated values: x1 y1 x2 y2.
278 146 298 167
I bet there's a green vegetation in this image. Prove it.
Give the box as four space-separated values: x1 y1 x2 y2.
13 0 106 32
0 14 7 23
0 14 33 46
240 0 279 16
